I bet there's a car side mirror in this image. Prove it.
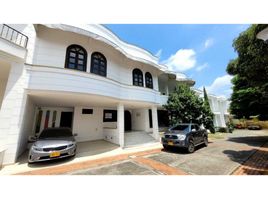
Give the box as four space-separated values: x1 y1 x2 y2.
28 136 37 142
73 133 78 137
191 129 196 132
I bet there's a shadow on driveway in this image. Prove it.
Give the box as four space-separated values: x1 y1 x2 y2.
223 135 268 175
227 136 268 148
223 149 257 164
223 149 268 175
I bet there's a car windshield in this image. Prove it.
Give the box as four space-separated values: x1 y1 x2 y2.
170 125 189 132
39 128 73 139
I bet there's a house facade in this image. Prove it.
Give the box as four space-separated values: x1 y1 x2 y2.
0 24 228 165
194 89 230 128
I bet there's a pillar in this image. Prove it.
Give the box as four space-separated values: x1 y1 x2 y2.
117 103 124 147
151 105 159 140
0 62 29 164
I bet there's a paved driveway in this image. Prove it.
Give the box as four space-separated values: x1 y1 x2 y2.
17 129 268 175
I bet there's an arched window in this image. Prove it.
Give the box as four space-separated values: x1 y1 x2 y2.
65 44 87 71
132 68 143 87
145 72 153 89
90 52 107 77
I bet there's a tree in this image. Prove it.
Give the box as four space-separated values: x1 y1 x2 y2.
227 24 268 120
163 84 215 133
201 87 215 133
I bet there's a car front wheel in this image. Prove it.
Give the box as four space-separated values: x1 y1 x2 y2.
187 141 195 153
203 137 208 147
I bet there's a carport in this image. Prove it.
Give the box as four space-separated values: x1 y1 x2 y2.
15 90 159 163
17 140 119 165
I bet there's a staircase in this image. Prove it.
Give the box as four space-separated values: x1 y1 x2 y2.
124 131 157 147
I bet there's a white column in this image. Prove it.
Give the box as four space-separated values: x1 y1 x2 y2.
117 103 124 148
220 113 226 127
0 62 30 164
166 85 169 96
151 105 159 141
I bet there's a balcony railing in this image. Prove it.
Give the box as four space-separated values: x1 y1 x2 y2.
0 24 28 48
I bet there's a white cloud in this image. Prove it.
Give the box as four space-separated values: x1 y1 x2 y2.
196 63 209 72
155 49 162 58
199 74 233 98
163 49 196 72
204 38 214 49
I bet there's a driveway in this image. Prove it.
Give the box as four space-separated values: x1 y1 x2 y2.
15 129 268 175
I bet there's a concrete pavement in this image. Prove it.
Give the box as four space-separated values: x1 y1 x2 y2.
4 129 268 175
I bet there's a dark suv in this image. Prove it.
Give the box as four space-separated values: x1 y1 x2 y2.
161 123 208 153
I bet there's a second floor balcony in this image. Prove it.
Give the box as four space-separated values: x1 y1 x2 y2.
0 24 28 61
0 24 28 48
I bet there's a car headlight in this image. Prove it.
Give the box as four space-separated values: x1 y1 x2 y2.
177 135 186 140
67 143 75 148
32 145 42 151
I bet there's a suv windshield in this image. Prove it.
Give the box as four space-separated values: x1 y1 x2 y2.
170 125 189 132
39 128 73 139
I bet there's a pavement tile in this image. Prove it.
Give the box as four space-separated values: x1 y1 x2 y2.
67 160 158 175
133 157 188 175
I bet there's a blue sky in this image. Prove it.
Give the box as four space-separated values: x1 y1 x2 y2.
105 24 250 98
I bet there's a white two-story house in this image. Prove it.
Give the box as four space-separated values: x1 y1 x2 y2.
0 24 228 165
194 89 230 127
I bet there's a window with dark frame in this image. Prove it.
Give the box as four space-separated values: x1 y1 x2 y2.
82 109 93 114
132 68 143 87
145 72 153 89
103 110 117 122
65 44 87 72
90 52 107 77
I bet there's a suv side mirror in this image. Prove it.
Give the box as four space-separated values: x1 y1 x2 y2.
73 133 78 137
191 129 196 132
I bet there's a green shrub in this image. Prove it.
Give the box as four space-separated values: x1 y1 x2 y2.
215 127 228 133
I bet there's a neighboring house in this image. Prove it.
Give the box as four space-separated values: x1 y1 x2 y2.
0 24 227 165
194 89 229 128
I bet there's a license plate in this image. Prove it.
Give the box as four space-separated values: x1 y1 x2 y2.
50 151 60 157
168 141 174 146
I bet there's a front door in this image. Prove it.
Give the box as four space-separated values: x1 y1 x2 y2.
124 110 131 131
60 112 73 128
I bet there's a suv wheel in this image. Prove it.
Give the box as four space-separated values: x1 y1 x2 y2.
187 141 195 153
203 136 208 147
163 145 169 150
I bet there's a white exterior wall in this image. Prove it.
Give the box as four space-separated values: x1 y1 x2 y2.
73 107 103 142
193 89 229 127
27 66 161 104
132 109 151 132
16 97 35 157
0 63 30 164
33 26 159 89
103 128 119 145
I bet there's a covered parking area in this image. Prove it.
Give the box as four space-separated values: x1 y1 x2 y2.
15 90 159 163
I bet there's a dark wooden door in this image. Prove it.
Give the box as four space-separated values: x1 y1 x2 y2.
60 112 73 128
